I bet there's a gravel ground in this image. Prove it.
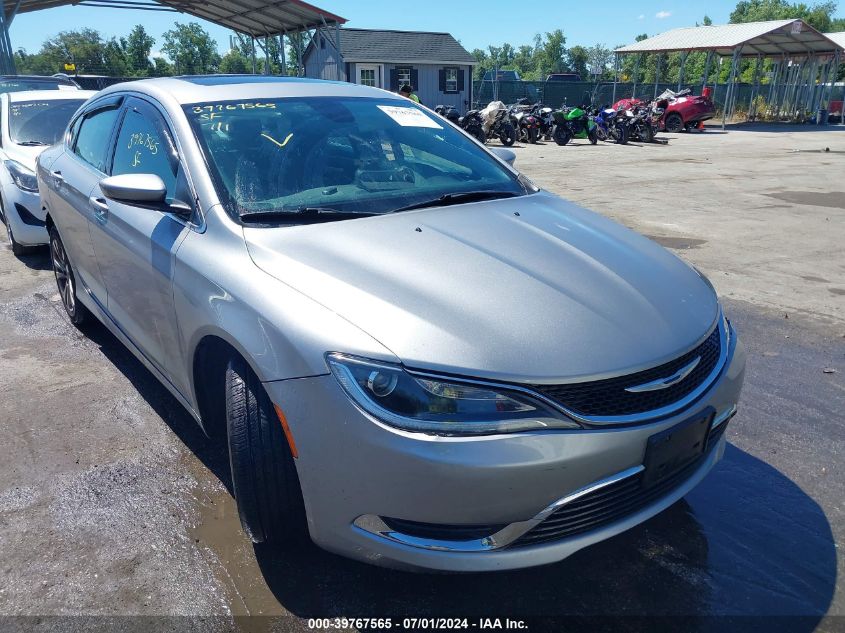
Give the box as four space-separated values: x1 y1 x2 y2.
0 124 843 632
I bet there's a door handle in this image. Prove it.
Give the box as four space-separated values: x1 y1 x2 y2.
51 170 64 183
89 196 109 223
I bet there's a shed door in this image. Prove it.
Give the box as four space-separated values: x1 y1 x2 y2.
357 64 382 88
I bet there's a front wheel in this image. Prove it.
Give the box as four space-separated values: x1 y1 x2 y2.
226 355 307 545
552 125 571 146
49 225 88 326
588 128 598 145
498 123 516 146
614 123 629 145
3 199 27 256
595 126 608 142
639 124 654 143
527 127 539 144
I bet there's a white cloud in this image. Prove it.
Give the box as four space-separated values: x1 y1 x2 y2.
638 14 645 19
655 10 671 18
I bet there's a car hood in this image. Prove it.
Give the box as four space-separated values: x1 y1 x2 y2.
2 144 44 170
243 191 719 383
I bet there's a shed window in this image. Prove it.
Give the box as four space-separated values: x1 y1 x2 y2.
445 68 458 92
397 67 412 88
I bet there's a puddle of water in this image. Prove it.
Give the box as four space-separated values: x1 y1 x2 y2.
646 235 708 250
183 455 284 620
764 191 845 210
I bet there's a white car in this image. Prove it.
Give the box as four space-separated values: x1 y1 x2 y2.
1 89 95 254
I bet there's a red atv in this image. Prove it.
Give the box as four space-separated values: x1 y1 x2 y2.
613 89 716 133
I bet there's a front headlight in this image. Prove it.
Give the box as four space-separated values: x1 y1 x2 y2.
327 353 580 435
5 160 38 192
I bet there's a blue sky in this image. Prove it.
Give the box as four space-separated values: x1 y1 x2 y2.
10 0 845 57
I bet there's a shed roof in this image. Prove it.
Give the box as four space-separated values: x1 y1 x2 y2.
327 28 477 65
4 0 346 36
825 31 845 50
616 19 844 57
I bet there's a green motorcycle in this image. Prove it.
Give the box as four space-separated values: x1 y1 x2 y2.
552 106 598 146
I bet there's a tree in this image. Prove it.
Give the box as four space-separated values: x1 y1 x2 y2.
152 56 173 77
126 25 154 76
162 22 220 75
539 29 567 74
730 0 841 31
220 47 250 74
586 44 613 79
567 45 589 80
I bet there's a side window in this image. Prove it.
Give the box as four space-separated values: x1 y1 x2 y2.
111 106 178 201
73 107 120 172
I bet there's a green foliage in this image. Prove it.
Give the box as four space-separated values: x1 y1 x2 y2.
567 46 589 80
730 0 844 31
162 22 220 75
220 47 251 74
126 26 155 77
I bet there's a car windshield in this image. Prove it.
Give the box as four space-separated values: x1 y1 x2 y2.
0 79 76 94
9 99 88 145
185 97 529 219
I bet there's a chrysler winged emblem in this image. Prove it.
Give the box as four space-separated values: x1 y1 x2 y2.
624 357 701 393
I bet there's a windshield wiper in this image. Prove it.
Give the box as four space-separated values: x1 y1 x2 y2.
240 206 377 223
392 190 519 213
17 140 47 146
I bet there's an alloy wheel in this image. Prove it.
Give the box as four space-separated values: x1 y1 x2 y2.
51 234 75 314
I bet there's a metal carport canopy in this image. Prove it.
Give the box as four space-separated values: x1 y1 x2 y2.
3 0 347 35
615 19 844 57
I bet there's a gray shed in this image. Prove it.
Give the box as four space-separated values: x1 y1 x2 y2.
304 28 477 111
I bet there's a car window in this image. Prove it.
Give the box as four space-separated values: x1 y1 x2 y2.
185 97 527 218
9 99 88 146
74 107 120 172
111 106 178 200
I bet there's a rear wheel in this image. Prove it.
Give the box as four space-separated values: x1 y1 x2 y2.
588 128 598 145
640 123 654 143
664 112 684 133
49 225 88 326
552 125 571 146
595 126 608 142
226 355 307 544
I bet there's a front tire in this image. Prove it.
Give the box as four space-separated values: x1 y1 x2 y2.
3 200 27 256
527 127 539 144
49 225 88 326
226 355 307 544
498 123 516 146
640 124 654 143
664 112 684 133
588 128 598 145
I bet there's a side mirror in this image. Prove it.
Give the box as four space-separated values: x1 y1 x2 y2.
490 147 516 167
100 173 167 205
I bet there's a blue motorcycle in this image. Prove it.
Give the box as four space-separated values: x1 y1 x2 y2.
593 107 629 145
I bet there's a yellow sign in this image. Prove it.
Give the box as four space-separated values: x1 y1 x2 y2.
63 62 76 72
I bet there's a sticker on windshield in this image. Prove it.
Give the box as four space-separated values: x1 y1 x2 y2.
377 105 442 129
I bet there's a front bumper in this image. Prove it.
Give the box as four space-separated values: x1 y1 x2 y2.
265 329 746 572
2 184 47 246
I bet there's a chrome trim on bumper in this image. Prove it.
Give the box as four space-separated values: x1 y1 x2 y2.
353 464 646 553
712 404 737 430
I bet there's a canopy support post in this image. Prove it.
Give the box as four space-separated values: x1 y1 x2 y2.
335 22 342 81
677 50 688 91
822 50 840 110
632 54 641 99
722 47 741 130
280 33 286 76
611 52 619 103
749 53 762 120
250 36 256 74
653 53 661 99
701 50 713 92
263 35 270 75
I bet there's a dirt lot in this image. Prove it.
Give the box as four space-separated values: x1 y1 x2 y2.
0 124 843 632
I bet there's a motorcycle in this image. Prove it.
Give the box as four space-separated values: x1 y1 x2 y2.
552 105 598 146
456 108 487 144
509 105 541 144
479 101 517 146
434 104 461 125
621 104 657 143
593 107 629 144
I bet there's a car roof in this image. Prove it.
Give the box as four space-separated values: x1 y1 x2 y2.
97 75 408 106
6 89 96 102
0 74 77 84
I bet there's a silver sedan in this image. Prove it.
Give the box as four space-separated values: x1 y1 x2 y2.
36 76 745 572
